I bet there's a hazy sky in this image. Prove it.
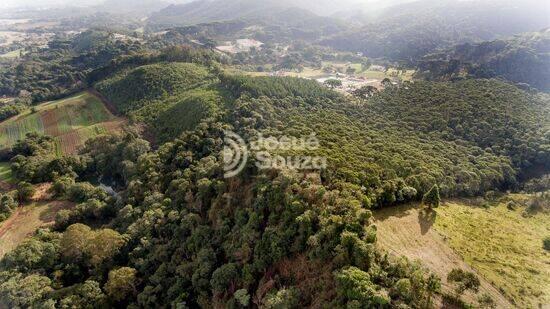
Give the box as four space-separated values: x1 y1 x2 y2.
0 0 404 10
0 0 188 9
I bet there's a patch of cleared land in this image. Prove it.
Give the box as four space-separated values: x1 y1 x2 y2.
233 62 414 94
434 197 550 308
0 200 74 258
374 203 513 308
0 91 125 154
0 48 24 58
216 38 263 54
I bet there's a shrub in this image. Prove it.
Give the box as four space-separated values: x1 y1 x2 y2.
233 289 250 307
17 181 35 203
0 194 17 221
263 288 300 309
335 266 390 306
422 185 441 208
447 268 480 295
50 176 76 197
478 293 496 308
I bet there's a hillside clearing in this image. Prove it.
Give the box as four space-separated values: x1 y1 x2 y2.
434 198 550 308
374 203 513 308
0 48 24 58
0 200 74 258
0 91 125 154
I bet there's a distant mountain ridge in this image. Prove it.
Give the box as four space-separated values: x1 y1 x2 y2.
147 0 367 26
417 30 550 91
149 0 292 26
147 0 350 39
320 0 550 61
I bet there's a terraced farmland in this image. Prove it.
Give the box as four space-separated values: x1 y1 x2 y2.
0 91 124 154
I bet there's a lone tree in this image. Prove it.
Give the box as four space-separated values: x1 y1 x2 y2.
425 274 441 307
423 184 441 208
447 268 480 296
324 79 342 89
353 85 378 98
381 78 393 88
17 181 35 203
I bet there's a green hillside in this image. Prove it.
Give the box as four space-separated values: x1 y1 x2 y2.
369 79 550 169
434 197 550 308
154 90 223 143
95 62 213 114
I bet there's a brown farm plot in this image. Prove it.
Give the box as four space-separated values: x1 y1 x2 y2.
0 91 125 154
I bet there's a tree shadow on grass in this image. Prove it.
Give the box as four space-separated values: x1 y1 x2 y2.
373 203 419 221
418 207 436 235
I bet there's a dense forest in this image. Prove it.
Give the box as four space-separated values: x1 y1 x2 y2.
0 30 142 103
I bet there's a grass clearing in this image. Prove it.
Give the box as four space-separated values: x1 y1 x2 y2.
0 48 24 58
0 91 125 154
231 62 415 81
434 197 550 308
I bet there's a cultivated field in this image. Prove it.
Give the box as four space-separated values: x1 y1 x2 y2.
374 203 513 308
0 161 14 192
0 162 12 183
434 197 550 308
0 91 125 154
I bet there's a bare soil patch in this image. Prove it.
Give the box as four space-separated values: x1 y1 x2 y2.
0 200 74 258
41 108 61 136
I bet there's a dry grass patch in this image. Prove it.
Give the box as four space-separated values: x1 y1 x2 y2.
374 203 513 308
434 197 550 308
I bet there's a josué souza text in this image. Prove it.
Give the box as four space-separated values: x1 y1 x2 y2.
250 133 327 170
